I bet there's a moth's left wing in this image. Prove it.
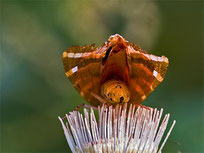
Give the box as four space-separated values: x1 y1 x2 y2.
127 43 169 104
62 44 107 106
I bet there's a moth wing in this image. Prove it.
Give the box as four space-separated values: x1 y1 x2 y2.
62 44 106 106
127 42 169 104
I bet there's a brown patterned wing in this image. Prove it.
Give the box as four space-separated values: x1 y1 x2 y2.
127 43 169 104
62 44 106 106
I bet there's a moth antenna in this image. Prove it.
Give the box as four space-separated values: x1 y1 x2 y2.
91 92 107 105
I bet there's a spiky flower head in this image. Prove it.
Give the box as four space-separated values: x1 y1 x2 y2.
59 104 176 153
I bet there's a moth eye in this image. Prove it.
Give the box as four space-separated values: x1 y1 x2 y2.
120 97 124 102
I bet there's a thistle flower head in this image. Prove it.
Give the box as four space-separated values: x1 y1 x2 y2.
58 104 176 153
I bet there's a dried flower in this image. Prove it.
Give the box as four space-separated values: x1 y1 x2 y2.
58 104 176 153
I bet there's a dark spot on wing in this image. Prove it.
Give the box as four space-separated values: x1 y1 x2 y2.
116 85 122 88
102 47 112 65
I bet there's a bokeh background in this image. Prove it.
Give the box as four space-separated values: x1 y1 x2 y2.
0 0 203 152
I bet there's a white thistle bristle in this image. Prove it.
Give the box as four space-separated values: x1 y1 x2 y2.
58 104 176 153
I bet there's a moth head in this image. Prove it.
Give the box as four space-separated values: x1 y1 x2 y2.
108 34 127 47
101 80 130 104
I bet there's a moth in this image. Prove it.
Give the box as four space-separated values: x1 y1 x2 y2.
62 34 168 106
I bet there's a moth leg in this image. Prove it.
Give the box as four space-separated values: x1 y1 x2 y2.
91 92 107 105
61 104 98 120
136 104 152 110
74 103 98 111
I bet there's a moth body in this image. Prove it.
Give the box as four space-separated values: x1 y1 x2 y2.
62 34 169 106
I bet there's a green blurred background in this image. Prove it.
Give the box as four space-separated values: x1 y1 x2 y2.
0 0 203 152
